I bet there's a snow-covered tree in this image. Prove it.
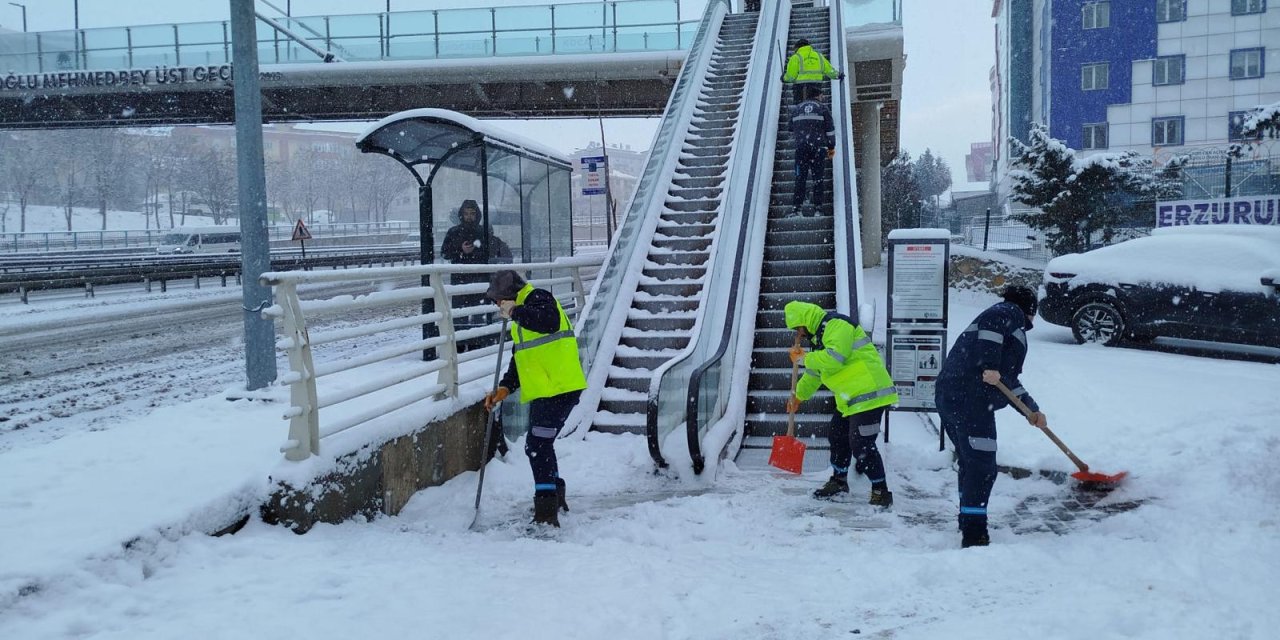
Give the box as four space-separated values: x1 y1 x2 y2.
880 151 923 241
913 148 952 220
1241 100 1280 139
1008 124 1159 255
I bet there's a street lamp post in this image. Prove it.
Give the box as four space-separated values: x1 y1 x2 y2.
74 0 78 30
8 2 25 32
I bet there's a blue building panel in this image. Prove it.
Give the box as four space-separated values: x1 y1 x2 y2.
1050 1 1158 149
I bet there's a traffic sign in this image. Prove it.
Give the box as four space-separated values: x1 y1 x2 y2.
291 218 313 241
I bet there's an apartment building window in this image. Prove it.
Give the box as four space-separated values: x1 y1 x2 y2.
1152 116 1185 146
1231 0 1266 15
1153 55 1185 85
1228 111 1263 141
1083 2 1111 29
1156 0 1186 22
1082 62 1110 90
1082 123 1109 149
1230 48 1264 79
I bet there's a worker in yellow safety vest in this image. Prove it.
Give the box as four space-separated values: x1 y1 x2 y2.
781 38 844 103
784 301 897 507
483 270 587 527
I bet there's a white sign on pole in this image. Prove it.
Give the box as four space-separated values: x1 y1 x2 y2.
580 155 607 196
888 241 947 323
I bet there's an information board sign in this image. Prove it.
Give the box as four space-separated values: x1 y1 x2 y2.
887 328 946 411
887 237 948 324
580 155 607 196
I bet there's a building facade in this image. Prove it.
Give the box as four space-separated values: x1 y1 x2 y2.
992 0 1280 201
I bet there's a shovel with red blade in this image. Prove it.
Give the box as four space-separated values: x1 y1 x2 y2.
994 380 1127 486
768 334 807 474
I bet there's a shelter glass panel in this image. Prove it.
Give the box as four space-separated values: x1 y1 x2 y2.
522 156 553 268
485 146 525 265
433 146 484 265
548 167 573 260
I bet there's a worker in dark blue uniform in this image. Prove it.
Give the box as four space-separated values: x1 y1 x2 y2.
788 83 836 217
934 285 1047 548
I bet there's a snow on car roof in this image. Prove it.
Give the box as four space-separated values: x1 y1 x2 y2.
1047 229 1280 294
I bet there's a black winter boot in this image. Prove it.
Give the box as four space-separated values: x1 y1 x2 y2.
961 530 990 548
868 486 894 508
812 475 850 499
532 492 560 528
555 477 569 513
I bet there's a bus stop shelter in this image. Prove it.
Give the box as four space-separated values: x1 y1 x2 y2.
355 108 575 268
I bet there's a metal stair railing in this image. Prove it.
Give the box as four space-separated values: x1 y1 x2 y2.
567 0 731 436
642 0 790 473
260 257 601 461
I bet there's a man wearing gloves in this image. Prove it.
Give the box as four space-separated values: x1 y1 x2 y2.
784 301 898 507
482 270 586 528
781 38 843 103
935 285 1047 548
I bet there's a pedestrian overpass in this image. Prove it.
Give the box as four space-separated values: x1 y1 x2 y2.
0 0 901 151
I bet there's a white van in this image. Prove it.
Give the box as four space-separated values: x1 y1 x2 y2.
155 227 242 254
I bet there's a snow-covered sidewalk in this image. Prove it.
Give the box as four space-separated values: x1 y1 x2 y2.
2 283 1279 639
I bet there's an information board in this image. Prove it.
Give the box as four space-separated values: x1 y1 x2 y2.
580 155 607 196
887 240 948 324
887 328 946 411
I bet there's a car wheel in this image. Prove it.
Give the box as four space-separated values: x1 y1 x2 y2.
1071 301 1126 346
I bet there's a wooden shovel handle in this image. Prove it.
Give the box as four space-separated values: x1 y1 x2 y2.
992 379 1090 473
786 332 802 438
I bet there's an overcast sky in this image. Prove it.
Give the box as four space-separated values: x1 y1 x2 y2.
6 0 995 190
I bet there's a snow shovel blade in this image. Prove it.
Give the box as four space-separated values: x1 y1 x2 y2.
1071 469 1128 487
768 435 806 474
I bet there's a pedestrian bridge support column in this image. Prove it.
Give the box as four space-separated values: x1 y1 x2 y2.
857 101 882 267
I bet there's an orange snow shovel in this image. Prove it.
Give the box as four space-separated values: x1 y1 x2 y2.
994 380 1127 486
768 334 807 474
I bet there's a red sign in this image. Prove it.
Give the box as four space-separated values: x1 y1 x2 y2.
291 218 313 241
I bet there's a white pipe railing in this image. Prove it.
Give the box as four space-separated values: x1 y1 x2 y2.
260 256 603 461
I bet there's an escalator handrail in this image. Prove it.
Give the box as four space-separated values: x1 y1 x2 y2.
677 3 789 473
829 0 864 317
565 0 731 436
645 0 783 471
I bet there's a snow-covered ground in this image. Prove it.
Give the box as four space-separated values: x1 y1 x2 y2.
2 269 1279 639
0 204 218 235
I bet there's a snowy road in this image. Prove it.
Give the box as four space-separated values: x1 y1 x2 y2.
0 280 418 453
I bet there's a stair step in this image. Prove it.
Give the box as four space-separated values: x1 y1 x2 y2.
760 274 835 294
761 259 834 277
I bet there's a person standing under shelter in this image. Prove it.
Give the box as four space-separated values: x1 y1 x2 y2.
788 83 836 217
934 285 1047 548
483 270 586 528
441 199 512 351
781 38 843 103
783 301 898 507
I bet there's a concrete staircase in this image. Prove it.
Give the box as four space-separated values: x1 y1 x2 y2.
742 3 841 453
592 12 760 434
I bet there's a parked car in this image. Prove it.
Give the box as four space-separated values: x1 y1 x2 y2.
1039 225 1280 348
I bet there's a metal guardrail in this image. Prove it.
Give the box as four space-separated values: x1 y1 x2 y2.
260 256 602 461
0 221 412 253
0 248 419 304
0 0 704 74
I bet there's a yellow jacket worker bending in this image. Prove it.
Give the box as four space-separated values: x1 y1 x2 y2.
784 301 897 506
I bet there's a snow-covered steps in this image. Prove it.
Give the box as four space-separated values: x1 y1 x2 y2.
592 12 759 435
741 4 843 453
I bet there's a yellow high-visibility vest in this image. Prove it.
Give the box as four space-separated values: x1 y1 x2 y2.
509 283 587 402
